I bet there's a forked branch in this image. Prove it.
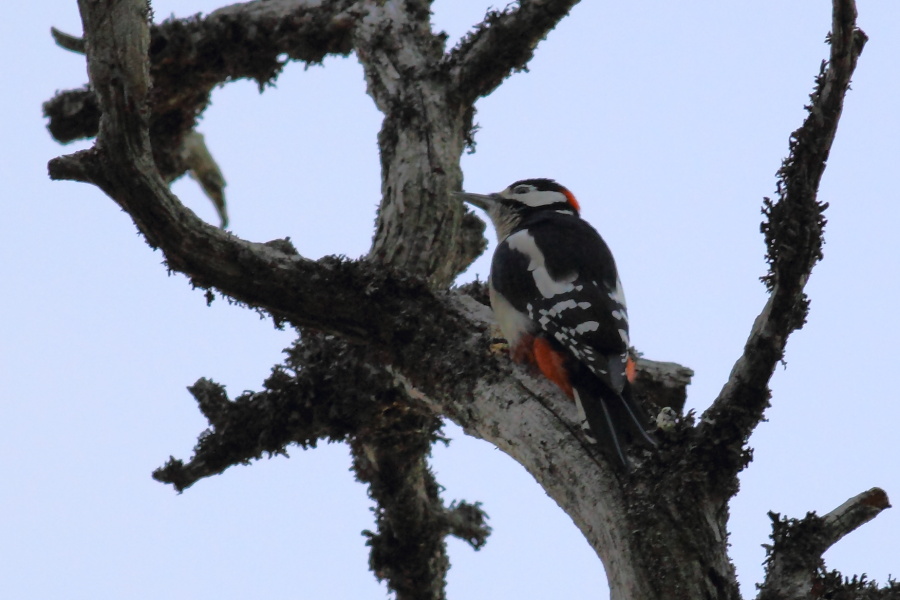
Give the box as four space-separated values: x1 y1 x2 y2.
448 0 581 103
45 0 356 178
153 338 396 491
758 488 891 600
697 0 867 483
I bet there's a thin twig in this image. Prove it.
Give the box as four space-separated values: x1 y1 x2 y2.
50 27 85 53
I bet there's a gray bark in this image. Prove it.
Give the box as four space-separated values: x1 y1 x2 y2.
45 0 893 598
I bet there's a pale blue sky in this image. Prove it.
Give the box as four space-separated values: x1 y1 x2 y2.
3 1 898 598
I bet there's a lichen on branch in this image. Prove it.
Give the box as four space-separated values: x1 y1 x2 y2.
697 0 868 488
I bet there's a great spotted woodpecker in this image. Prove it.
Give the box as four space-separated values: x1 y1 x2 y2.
455 178 656 468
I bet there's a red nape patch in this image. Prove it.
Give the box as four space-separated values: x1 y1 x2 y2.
532 338 574 398
562 188 580 213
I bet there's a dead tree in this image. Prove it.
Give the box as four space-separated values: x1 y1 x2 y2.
44 0 895 598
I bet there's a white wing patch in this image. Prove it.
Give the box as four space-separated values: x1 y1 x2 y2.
609 277 627 306
507 230 578 298
527 281 627 388
551 299 592 313
575 321 599 334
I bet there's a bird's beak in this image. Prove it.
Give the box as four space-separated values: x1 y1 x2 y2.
452 191 500 212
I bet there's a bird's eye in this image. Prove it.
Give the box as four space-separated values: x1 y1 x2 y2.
513 186 531 194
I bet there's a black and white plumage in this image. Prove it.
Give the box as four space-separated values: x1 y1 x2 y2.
455 178 656 468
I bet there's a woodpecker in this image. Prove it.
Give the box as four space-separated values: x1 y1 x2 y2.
455 178 656 468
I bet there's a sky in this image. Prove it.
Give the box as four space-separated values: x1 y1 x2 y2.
2 1 898 598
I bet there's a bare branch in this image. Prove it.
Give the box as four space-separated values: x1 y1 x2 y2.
150 284 692 600
758 488 891 600
814 572 900 600
50 27 85 53
182 131 228 228
43 88 100 144
697 0 867 480
821 488 891 547
154 331 491 600
447 0 581 103
352 1 477 288
443 501 491 550
632 358 694 417
45 0 357 179
153 339 404 491
153 290 690 492
56 0 472 355
53 152 453 346
351 404 453 600
156 331 492 599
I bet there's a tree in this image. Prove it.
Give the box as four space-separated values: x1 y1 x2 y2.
40 0 896 598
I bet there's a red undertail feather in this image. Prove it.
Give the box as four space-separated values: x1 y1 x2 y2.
510 334 574 397
625 354 637 384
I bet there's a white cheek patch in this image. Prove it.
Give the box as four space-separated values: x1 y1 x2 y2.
512 190 567 208
507 231 578 298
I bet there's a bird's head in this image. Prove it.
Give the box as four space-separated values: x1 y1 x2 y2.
454 178 580 240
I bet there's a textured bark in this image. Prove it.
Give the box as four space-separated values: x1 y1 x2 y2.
759 488 892 600
354 1 472 288
696 0 870 506
447 0 581 104
46 0 892 599
45 0 357 181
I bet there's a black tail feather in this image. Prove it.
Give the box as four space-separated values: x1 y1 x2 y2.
574 382 656 469
616 386 658 448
